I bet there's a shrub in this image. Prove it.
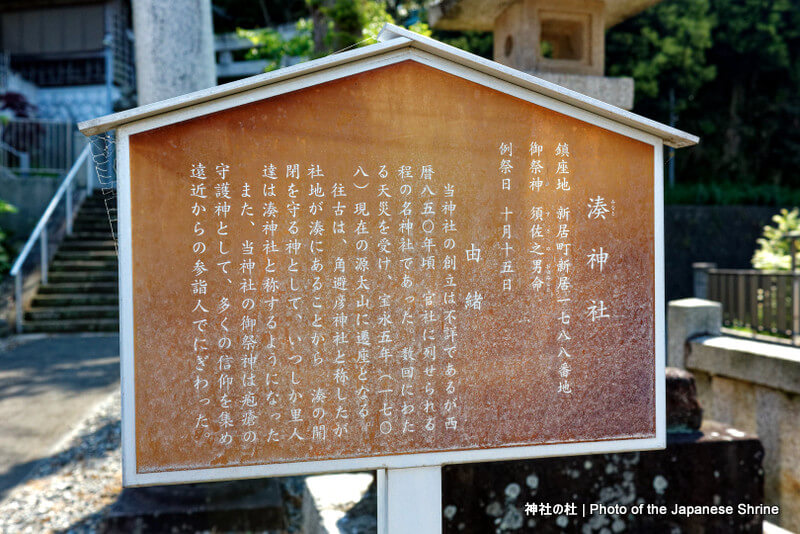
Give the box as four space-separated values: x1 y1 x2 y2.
751 208 800 270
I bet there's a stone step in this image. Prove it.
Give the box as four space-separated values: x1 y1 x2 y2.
58 240 117 251
65 232 116 241
55 250 118 261
79 205 114 214
22 318 119 333
73 221 116 231
48 271 117 283
83 200 115 210
73 218 115 227
77 213 112 221
75 210 115 219
32 293 119 307
51 260 117 272
25 305 119 321
79 204 113 213
38 282 118 294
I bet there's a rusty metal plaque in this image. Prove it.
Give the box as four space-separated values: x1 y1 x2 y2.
119 60 663 484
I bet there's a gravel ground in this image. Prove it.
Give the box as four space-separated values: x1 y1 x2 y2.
0 389 379 534
0 391 122 534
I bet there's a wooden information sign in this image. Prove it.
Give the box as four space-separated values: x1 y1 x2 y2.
79 25 697 492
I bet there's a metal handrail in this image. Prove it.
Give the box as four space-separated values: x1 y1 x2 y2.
0 140 30 172
10 143 93 333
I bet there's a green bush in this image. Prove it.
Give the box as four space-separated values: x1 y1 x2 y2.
0 198 17 274
751 208 800 270
666 182 800 206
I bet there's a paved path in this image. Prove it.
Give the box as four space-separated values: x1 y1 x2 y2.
0 334 119 500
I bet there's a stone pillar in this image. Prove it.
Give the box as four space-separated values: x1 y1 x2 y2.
667 298 721 369
132 0 216 105
692 262 716 299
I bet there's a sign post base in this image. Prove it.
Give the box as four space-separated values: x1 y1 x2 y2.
377 466 442 534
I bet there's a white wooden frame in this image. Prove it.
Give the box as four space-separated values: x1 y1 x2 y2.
97 24 685 488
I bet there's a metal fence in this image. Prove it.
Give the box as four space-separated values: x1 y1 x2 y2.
0 51 9 89
0 119 78 176
703 267 800 344
8 144 94 333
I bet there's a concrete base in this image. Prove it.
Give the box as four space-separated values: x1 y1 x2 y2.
689 339 800 532
442 420 764 533
99 479 285 532
667 298 722 368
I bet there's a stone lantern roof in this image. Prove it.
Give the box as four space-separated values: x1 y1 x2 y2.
429 0 663 109
430 0 661 31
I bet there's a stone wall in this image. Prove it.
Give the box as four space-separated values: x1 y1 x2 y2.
668 298 800 532
442 424 764 533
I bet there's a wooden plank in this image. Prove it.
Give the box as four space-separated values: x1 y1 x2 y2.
777 274 787 334
763 275 773 332
737 273 746 327
708 272 718 302
749 273 758 330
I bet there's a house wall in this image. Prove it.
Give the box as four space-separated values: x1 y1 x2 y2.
0 4 106 55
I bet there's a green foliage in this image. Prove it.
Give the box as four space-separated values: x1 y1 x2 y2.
608 0 800 193
665 181 800 206
752 208 800 270
607 0 716 114
0 199 17 274
239 1 435 71
238 20 315 71
319 0 431 50
324 0 365 50
432 29 493 59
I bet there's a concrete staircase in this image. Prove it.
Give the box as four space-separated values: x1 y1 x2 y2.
23 191 118 333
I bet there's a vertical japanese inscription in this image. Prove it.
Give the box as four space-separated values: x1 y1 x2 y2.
129 61 657 473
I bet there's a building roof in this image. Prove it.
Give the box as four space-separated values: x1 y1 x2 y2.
78 23 697 148
428 0 663 31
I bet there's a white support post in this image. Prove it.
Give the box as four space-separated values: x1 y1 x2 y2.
86 146 94 195
377 469 388 534
15 273 22 334
65 181 73 235
40 227 48 285
378 466 442 534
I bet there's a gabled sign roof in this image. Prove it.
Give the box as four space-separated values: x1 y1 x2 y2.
79 23 697 149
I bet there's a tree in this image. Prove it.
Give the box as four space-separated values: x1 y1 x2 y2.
607 0 800 198
751 208 800 270
606 0 716 118
238 1 432 70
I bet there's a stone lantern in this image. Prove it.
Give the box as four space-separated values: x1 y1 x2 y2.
429 0 662 109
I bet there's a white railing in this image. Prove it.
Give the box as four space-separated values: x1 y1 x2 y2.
0 119 77 176
9 144 94 333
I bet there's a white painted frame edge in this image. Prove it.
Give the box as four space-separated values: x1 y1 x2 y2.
81 24 697 148
116 50 667 487
654 141 667 450
117 128 137 486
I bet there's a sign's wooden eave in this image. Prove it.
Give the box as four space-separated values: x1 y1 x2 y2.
79 23 698 149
